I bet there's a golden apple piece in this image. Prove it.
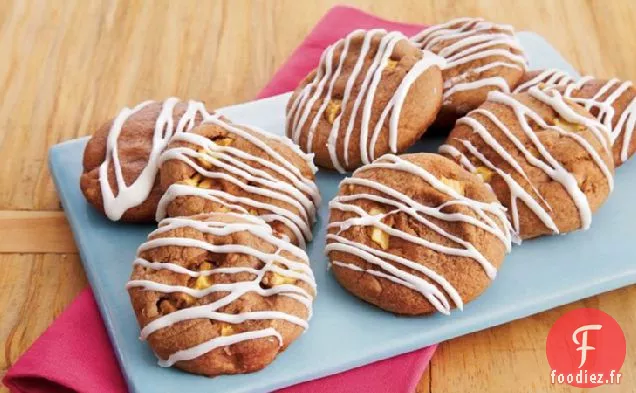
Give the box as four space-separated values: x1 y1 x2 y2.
213 137 233 147
199 262 213 271
179 173 203 187
196 148 214 169
440 176 465 196
553 118 587 132
194 275 212 290
369 207 389 250
263 270 296 287
475 166 493 182
220 324 234 336
198 179 213 189
325 99 342 124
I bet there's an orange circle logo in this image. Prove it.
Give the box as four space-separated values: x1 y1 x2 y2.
546 308 626 388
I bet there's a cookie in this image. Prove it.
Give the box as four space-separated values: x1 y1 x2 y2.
287 29 444 173
326 153 512 315
440 87 614 240
561 77 636 167
127 213 316 376
158 116 320 248
411 17 527 128
80 98 215 222
513 68 576 93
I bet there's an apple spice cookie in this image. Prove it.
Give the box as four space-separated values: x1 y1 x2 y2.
440 87 614 240
158 116 320 248
80 98 215 222
127 213 316 376
560 77 636 167
326 153 512 315
411 17 527 127
512 68 576 94
287 29 445 173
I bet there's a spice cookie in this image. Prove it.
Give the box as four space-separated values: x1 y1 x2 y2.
560 77 636 167
127 213 316 376
440 87 614 240
287 29 445 173
326 153 512 315
512 68 576 94
80 98 215 222
411 17 527 128
158 116 320 248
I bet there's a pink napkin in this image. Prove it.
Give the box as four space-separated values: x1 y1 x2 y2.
4 6 436 393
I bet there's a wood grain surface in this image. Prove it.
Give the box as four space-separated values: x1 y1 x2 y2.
0 0 634 392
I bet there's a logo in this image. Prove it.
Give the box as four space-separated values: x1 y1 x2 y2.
546 308 626 388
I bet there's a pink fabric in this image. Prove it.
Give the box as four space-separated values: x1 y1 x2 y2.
4 290 127 393
4 6 436 393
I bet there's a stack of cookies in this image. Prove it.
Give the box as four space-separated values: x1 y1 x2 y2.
81 99 319 375
78 16 636 378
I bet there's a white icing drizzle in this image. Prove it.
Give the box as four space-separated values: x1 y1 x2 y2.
157 116 320 247
99 98 216 221
439 87 614 236
287 29 445 173
512 68 575 93
411 17 526 104
326 154 512 314
127 215 316 367
563 77 636 162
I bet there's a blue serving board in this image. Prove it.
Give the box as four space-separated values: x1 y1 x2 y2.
49 32 636 393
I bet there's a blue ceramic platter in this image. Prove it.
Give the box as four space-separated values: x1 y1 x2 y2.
49 32 636 393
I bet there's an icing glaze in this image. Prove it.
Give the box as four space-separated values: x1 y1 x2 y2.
157 116 321 248
326 154 512 314
99 98 215 221
512 68 575 93
439 86 614 236
563 77 636 162
127 215 316 367
411 17 526 104
287 29 445 173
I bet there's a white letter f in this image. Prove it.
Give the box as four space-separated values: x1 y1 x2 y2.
572 324 602 368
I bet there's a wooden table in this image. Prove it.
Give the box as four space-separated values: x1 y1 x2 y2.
0 1 634 392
